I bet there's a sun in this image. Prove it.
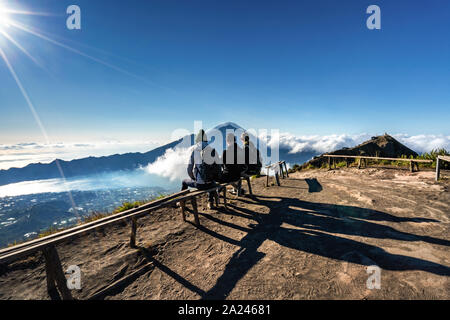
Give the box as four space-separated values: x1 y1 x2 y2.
0 4 11 30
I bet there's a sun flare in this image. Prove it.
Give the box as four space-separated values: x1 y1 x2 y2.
0 4 11 30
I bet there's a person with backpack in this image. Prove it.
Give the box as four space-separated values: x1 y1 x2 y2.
241 132 262 176
181 129 220 208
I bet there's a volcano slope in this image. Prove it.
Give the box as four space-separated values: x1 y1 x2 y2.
0 167 449 300
299 133 421 170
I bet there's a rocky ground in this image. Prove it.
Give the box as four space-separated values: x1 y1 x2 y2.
0 167 449 300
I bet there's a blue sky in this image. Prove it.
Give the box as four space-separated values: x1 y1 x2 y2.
1 0 449 147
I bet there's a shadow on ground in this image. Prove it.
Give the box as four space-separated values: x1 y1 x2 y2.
305 178 323 192
136 180 449 300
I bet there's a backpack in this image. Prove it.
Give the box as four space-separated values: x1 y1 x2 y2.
196 148 221 183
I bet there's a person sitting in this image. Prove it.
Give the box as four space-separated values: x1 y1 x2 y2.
241 132 262 176
219 133 246 195
181 129 220 208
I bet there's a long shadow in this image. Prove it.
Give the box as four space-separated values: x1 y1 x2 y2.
138 247 206 297
198 212 253 233
216 205 260 222
231 197 445 245
200 195 450 299
305 178 323 193
239 196 439 224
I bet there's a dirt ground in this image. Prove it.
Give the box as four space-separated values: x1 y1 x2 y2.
0 167 449 300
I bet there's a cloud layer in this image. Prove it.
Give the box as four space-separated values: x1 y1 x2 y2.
393 134 450 153
273 133 371 154
145 146 194 182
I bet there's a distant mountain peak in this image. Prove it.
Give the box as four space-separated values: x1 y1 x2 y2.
212 122 245 131
298 133 419 170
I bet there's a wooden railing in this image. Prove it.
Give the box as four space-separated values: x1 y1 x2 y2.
323 154 433 172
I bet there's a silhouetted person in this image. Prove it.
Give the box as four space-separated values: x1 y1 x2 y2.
219 133 245 194
241 132 262 176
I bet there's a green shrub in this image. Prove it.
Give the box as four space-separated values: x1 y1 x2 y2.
336 161 347 168
113 201 145 213
38 226 67 238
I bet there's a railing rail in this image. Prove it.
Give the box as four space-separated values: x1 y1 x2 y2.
323 154 432 172
323 154 433 163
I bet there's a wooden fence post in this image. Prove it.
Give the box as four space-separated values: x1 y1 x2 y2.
191 197 200 226
436 157 441 181
279 163 285 179
283 162 289 177
42 245 73 300
130 217 137 248
214 190 220 207
245 177 253 195
222 187 228 209
237 179 243 196
180 200 186 221
275 171 280 186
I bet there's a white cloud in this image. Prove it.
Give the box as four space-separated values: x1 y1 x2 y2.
393 134 450 153
145 146 194 182
260 132 371 154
